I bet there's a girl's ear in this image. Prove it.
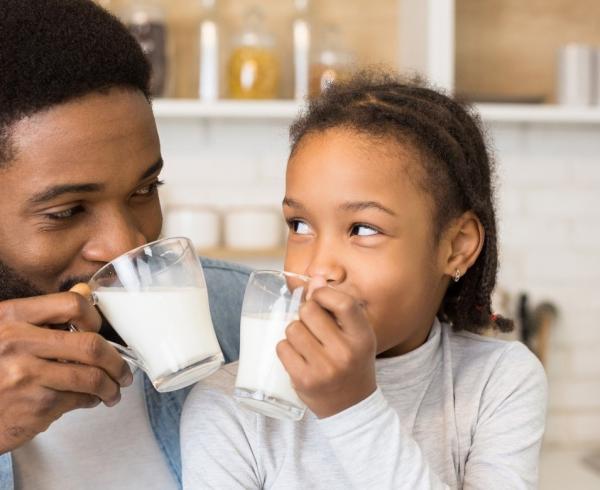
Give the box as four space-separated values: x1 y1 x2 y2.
440 211 485 280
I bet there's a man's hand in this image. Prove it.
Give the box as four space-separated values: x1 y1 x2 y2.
0 292 133 454
276 279 377 419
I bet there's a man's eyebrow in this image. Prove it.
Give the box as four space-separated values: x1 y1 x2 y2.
28 183 103 206
27 158 164 206
341 201 397 216
140 157 164 181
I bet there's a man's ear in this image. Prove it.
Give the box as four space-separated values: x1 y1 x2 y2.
440 211 485 281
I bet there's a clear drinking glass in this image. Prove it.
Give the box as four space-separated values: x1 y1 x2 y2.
235 270 308 421
88 237 224 392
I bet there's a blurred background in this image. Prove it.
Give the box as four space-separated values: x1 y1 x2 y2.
97 0 600 487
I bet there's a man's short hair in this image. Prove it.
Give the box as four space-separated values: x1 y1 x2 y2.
0 0 151 164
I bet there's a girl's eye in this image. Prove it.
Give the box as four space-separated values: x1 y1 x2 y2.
45 205 84 221
288 219 312 235
134 179 164 197
351 224 379 237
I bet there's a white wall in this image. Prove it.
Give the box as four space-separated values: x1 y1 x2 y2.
157 115 600 448
491 122 600 448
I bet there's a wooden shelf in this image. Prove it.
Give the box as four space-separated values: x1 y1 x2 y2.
476 104 600 124
154 99 600 125
197 247 286 260
153 99 303 120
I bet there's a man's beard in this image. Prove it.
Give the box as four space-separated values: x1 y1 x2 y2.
0 259 44 300
0 259 124 344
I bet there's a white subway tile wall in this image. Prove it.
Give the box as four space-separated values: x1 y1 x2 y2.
157 117 600 448
493 122 600 448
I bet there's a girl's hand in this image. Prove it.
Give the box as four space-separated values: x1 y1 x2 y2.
276 277 377 419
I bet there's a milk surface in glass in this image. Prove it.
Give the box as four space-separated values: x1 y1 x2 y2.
94 287 220 381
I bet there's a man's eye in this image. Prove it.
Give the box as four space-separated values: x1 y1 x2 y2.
288 219 312 235
134 179 164 197
351 224 379 236
45 205 84 221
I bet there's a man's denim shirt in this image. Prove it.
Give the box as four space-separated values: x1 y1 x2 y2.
0 258 250 490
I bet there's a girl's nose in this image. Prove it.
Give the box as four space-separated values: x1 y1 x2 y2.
305 245 346 286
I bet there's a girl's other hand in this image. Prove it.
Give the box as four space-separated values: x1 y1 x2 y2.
276 278 377 418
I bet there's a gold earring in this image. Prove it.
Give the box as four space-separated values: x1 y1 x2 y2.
453 269 461 282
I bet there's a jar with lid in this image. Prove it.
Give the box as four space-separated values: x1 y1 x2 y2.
227 7 280 99
120 0 170 97
309 24 354 98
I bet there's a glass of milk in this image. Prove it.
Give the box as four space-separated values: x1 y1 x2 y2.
235 270 309 421
88 237 224 392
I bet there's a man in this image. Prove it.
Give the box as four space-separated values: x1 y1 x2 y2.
0 1 248 488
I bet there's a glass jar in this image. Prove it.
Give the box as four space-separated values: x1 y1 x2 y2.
293 0 311 100
309 24 354 98
227 7 280 99
198 0 220 101
121 0 169 97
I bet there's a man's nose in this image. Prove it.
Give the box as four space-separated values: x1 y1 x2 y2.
82 209 147 263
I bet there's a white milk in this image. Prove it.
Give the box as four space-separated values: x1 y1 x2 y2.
236 314 304 408
94 287 221 382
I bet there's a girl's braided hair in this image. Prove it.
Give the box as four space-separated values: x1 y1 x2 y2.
289 70 513 333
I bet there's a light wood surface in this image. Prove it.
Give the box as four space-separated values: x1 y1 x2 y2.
106 1 600 103
107 0 398 99
456 0 600 103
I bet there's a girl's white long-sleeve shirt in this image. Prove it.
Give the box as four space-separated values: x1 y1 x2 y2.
181 319 547 489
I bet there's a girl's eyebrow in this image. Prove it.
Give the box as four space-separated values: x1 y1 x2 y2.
283 197 396 217
341 201 397 216
282 197 305 209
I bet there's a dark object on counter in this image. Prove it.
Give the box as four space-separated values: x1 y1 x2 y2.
530 302 558 366
582 448 600 476
518 293 533 346
517 293 558 367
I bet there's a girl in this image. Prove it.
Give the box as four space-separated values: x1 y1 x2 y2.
181 72 547 489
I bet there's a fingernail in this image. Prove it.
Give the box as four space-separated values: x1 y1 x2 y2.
104 393 121 408
69 283 92 301
120 371 134 387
